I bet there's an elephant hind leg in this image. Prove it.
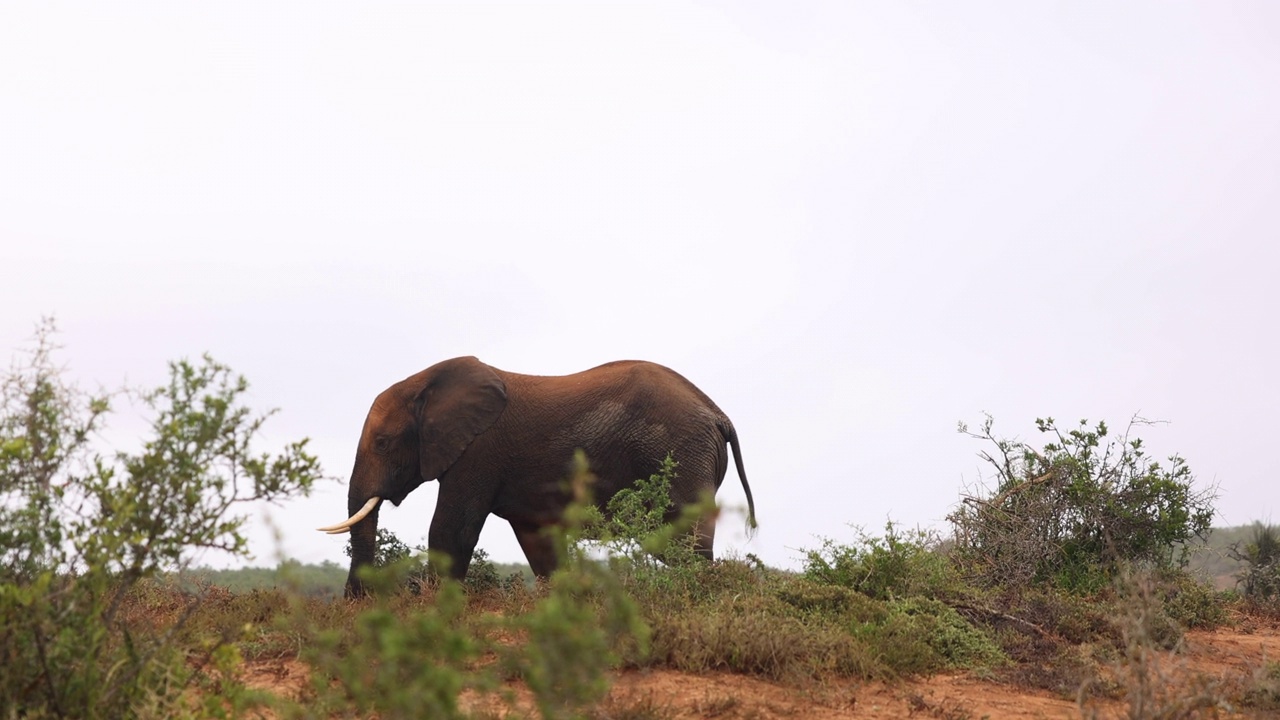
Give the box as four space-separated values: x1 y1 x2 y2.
511 521 559 578
692 520 715 562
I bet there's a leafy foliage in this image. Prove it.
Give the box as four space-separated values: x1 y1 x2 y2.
1229 523 1280 604
803 522 963 601
509 450 651 718
1241 661 1280 712
583 453 721 599
851 597 1006 675
0 318 110 583
344 527 413 568
949 414 1216 592
798 524 1004 677
0 319 322 718
299 581 481 720
5 334 1248 719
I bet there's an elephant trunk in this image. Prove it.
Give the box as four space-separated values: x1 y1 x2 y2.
344 496 381 598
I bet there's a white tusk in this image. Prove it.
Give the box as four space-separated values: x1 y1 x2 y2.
317 496 381 533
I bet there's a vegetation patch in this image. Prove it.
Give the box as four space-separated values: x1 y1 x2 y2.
3 321 1271 718
949 415 1216 594
644 591 880 680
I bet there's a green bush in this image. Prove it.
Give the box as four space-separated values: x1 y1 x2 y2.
848 597 1006 676
0 320 322 718
775 577 885 620
803 521 963 601
1241 661 1280 711
514 564 648 719
583 453 719 599
298 580 481 720
462 548 506 594
344 527 414 568
1003 587 1117 646
645 592 879 680
1156 570 1228 630
950 415 1216 593
1229 523 1280 604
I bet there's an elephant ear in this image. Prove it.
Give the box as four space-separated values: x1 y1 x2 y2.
414 357 508 483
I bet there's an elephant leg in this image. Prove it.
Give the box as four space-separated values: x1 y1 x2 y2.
511 521 559 578
692 519 715 562
428 489 490 580
669 476 719 563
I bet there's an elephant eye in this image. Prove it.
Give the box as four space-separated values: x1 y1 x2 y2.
373 435 391 454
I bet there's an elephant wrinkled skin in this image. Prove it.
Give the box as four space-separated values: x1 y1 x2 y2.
320 356 756 598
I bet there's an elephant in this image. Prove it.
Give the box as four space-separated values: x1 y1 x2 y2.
319 356 756 598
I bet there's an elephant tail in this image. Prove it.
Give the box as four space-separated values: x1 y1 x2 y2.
719 420 758 535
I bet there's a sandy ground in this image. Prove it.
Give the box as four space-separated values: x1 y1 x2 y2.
243 625 1280 719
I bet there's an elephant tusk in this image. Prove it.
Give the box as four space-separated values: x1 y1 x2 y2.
317 496 381 533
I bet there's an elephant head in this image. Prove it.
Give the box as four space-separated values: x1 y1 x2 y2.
318 356 507 597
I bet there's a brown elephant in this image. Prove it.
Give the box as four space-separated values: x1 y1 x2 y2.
319 356 757 598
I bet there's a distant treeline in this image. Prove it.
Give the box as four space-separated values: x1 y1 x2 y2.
174 524 1262 596
1185 523 1275 590
182 558 536 597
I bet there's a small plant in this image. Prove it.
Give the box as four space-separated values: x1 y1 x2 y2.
343 527 413 567
803 521 962 601
0 319 323 718
299 578 482 720
583 453 719 599
1240 661 1280 711
1079 569 1230 719
645 591 878 680
848 597 1006 676
344 527 439 593
1229 522 1280 604
463 548 504 594
950 414 1216 593
1156 570 1227 630
504 451 651 719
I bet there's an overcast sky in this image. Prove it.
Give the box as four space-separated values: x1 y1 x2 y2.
3 2 1277 571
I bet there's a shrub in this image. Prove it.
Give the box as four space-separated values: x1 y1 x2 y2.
645 592 880 680
847 597 1005 676
1229 523 1280 604
1156 570 1227 630
1241 661 1280 711
776 577 885 619
803 521 963 601
0 320 322 718
1093 569 1232 719
950 414 1216 593
583 453 719 599
501 450 651 719
299 580 481 720
515 564 648 719
344 527 413 568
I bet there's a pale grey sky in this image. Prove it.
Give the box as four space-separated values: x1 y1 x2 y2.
2 2 1277 570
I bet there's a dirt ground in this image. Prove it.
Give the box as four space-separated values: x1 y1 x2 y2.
244 625 1280 719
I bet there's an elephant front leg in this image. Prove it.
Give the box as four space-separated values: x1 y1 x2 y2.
427 490 490 580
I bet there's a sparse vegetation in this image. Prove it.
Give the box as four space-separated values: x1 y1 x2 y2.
0 319 323 718
299 580 483 720
1241 661 1280 712
803 522 965 602
3 321 1272 718
1078 569 1234 720
950 415 1217 594
1230 523 1280 608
